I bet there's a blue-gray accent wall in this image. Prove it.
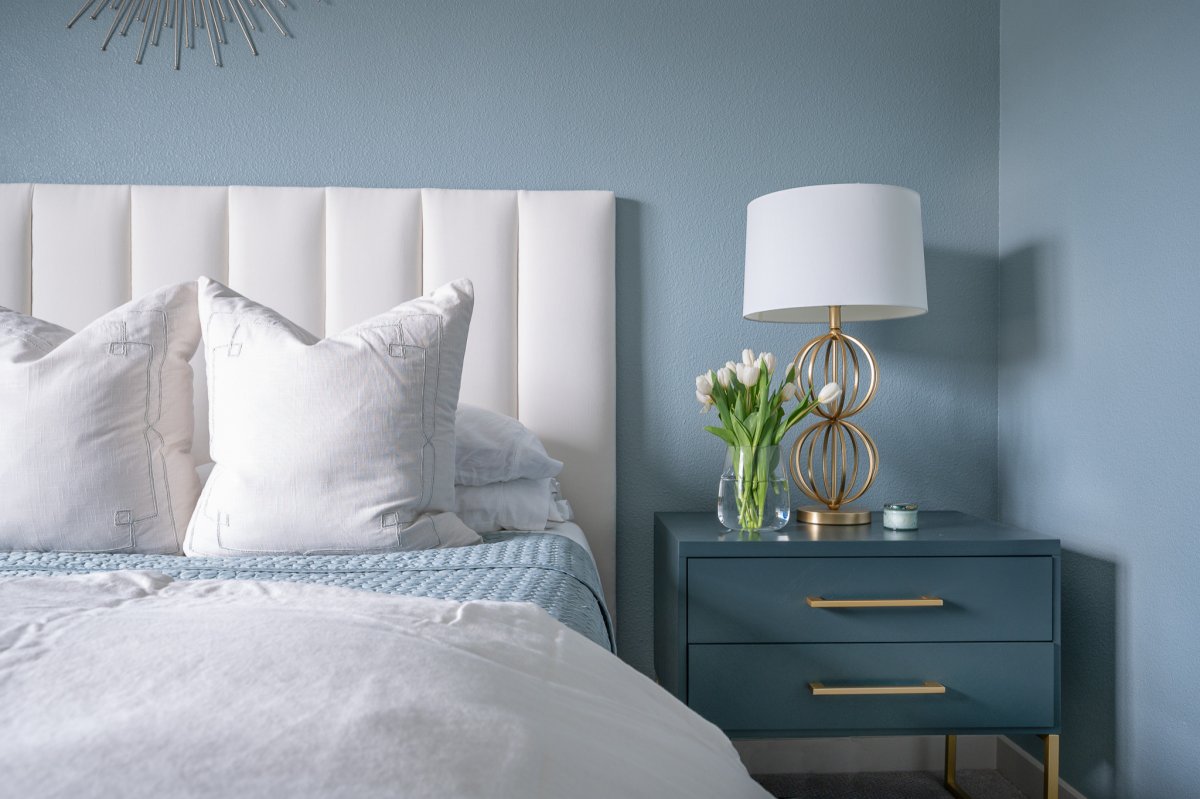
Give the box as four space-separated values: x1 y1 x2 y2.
0 1 1001 676
1000 2 1200 796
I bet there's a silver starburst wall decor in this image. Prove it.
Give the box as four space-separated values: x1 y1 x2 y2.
67 0 315 70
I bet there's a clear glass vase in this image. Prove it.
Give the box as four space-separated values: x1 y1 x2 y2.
717 445 791 534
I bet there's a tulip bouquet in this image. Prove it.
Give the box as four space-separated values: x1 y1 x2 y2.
696 350 840 532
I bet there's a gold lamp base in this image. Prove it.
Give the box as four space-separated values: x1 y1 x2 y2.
789 306 880 527
796 505 871 525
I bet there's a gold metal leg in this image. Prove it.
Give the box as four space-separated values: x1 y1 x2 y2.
1042 734 1060 799
944 735 971 799
944 733 1061 799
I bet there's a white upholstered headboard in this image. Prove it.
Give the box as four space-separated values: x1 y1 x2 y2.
0 183 616 609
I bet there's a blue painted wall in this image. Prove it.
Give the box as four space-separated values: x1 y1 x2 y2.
0 3 1000 676
1000 2 1200 796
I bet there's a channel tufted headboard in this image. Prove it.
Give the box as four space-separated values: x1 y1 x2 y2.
0 183 616 610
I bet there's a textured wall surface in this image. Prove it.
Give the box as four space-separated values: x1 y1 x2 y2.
0 1 1000 674
1000 2 1200 796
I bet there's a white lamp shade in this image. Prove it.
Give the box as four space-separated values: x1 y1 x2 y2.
743 183 928 323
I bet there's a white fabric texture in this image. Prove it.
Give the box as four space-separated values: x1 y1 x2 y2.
454 403 563 486
454 478 572 533
0 572 771 799
185 278 480 555
0 283 201 553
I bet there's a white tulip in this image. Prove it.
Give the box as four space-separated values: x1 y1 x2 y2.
696 389 714 411
758 352 777 374
695 373 713 396
741 348 756 367
725 360 737 372
736 363 761 387
780 382 797 401
716 367 733 389
817 382 842 405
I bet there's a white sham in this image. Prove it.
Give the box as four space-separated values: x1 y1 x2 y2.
0 283 201 553
454 404 563 486
185 278 480 555
455 478 573 533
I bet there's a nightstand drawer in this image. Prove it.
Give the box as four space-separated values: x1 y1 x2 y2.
688 642 1056 735
687 556 1052 643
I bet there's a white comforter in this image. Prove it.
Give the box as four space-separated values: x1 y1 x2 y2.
0 572 770 799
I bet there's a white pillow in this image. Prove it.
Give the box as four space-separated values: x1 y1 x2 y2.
192 409 562 491
454 404 563 486
0 283 201 553
184 278 481 555
454 478 573 533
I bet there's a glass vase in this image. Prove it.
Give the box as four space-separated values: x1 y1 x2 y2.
717 445 790 534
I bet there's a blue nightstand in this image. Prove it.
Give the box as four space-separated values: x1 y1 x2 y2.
653 511 1062 799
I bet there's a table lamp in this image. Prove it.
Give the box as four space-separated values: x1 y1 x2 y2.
743 183 927 524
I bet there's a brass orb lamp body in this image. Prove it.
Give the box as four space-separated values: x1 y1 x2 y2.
743 184 928 525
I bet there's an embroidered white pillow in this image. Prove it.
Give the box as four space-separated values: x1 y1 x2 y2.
185 278 480 555
0 283 202 553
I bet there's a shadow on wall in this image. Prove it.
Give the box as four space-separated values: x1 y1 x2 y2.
864 247 1000 518
614 196 644 649
872 247 1000 361
1012 551 1119 798
998 243 1046 366
999 242 1121 795
1061 550 1119 797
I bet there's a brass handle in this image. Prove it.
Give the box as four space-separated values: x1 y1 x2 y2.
806 595 944 608
809 681 946 696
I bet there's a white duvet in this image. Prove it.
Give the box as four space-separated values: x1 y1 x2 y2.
0 573 770 799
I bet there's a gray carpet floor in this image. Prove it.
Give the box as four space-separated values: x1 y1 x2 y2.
755 769 1028 799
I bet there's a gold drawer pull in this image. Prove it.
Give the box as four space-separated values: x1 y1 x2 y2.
810 681 946 696
806 595 944 608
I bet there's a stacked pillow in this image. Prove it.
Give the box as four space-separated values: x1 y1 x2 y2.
0 278 571 555
453 404 572 532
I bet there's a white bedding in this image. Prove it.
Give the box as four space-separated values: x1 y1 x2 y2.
0 572 769 799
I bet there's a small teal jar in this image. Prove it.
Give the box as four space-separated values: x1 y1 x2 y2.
883 502 918 530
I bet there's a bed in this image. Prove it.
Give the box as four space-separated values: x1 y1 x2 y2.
0 183 770 798
0 183 617 611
